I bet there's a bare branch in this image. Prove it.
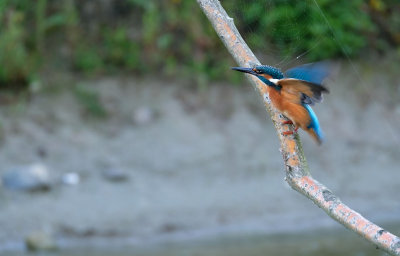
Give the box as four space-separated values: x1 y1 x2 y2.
196 0 400 255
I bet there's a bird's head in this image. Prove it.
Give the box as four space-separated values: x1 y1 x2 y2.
231 65 284 87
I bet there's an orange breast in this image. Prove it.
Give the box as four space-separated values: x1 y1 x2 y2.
267 86 311 129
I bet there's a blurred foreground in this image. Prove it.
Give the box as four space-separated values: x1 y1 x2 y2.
4 224 400 256
0 60 399 255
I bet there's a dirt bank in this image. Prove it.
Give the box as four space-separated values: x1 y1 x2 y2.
0 62 399 250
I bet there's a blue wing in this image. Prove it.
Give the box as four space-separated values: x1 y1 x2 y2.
285 62 331 85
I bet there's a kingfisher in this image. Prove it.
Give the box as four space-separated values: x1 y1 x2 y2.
232 63 329 144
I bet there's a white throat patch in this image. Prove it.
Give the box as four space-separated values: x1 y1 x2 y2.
269 78 279 85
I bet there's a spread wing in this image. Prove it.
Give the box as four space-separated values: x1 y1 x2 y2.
285 62 331 85
277 78 329 106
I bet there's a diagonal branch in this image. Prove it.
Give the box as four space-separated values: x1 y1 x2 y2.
196 0 400 255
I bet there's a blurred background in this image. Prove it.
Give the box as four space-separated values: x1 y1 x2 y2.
0 0 400 255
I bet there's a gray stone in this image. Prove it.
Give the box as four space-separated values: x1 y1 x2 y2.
132 107 156 125
102 168 129 182
25 231 57 251
2 163 51 191
61 172 80 186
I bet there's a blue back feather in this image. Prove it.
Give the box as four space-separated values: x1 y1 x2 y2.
304 104 324 141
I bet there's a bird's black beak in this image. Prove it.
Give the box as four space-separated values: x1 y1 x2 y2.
231 67 257 76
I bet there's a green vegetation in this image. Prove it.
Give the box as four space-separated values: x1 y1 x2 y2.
228 0 374 59
0 0 399 88
0 2 35 87
74 84 107 118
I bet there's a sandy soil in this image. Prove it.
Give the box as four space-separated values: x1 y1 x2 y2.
0 62 399 250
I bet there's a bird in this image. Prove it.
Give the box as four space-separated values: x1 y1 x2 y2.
232 63 330 144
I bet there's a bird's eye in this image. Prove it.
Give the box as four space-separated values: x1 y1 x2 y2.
254 69 262 74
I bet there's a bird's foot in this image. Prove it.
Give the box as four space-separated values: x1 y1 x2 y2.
282 120 293 125
282 131 293 135
282 126 299 136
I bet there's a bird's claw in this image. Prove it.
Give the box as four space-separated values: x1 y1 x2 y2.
282 126 299 136
282 130 294 136
282 120 293 125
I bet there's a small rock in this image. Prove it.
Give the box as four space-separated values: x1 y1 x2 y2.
2 163 51 191
61 172 80 186
25 231 57 251
36 147 47 158
160 223 179 233
132 107 155 125
102 168 129 182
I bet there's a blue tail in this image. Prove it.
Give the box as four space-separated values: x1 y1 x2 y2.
304 104 324 143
